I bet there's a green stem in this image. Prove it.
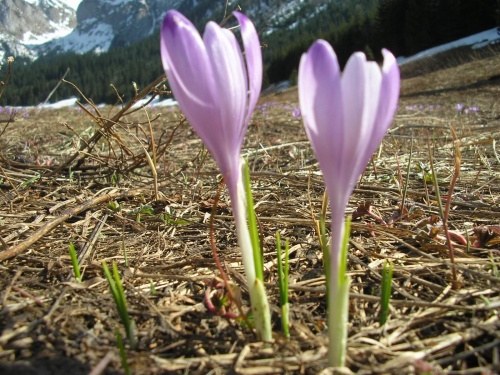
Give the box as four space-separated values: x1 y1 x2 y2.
327 216 351 368
276 232 290 338
231 159 271 341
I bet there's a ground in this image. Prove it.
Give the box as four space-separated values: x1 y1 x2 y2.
0 50 499 374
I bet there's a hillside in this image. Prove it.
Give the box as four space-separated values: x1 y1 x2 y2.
0 47 499 373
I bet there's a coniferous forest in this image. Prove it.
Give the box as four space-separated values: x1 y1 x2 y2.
1 0 498 106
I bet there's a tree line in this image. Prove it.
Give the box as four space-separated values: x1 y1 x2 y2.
1 0 498 106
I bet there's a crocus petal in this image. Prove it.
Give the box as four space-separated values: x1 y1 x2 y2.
365 49 400 158
298 40 344 194
233 11 262 136
160 10 263 191
203 21 247 183
339 53 382 190
161 11 217 110
160 10 225 161
298 41 400 235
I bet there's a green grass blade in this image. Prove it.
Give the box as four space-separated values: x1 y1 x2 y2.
320 215 330 293
379 260 393 325
339 217 351 285
113 263 130 331
243 160 263 282
116 328 132 375
276 232 285 303
276 232 290 338
69 242 81 282
103 262 136 349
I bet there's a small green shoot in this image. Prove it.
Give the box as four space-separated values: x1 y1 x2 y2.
242 159 271 342
19 173 40 188
339 217 351 286
102 262 137 349
243 161 263 282
108 201 121 212
69 242 81 282
116 328 132 375
161 207 190 226
379 260 393 325
320 215 330 295
276 232 290 338
128 204 154 223
150 280 157 295
488 252 498 278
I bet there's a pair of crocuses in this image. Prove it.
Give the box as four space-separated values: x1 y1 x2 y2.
160 10 400 367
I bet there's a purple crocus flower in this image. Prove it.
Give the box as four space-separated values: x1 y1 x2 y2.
292 107 301 118
456 103 464 113
161 10 271 341
161 10 261 196
298 40 400 366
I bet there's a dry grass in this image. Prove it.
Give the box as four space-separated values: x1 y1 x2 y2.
0 51 499 375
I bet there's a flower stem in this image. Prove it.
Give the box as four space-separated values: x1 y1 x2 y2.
327 215 351 368
230 159 272 341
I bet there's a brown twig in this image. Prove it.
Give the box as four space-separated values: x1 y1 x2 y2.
46 74 166 176
0 182 169 262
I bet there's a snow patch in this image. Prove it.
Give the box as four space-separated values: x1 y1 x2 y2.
155 98 178 107
61 0 84 10
41 97 78 109
23 21 74 45
102 0 134 5
51 22 114 54
398 28 500 65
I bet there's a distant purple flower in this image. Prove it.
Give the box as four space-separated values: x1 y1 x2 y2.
469 106 480 113
292 107 301 118
23 113 29 119
299 40 400 366
456 103 464 113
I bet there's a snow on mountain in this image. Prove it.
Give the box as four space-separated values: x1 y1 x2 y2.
0 0 77 60
48 20 114 54
1 0 321 61
22 21 74 45
0 0 189 60
61 0 84 10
